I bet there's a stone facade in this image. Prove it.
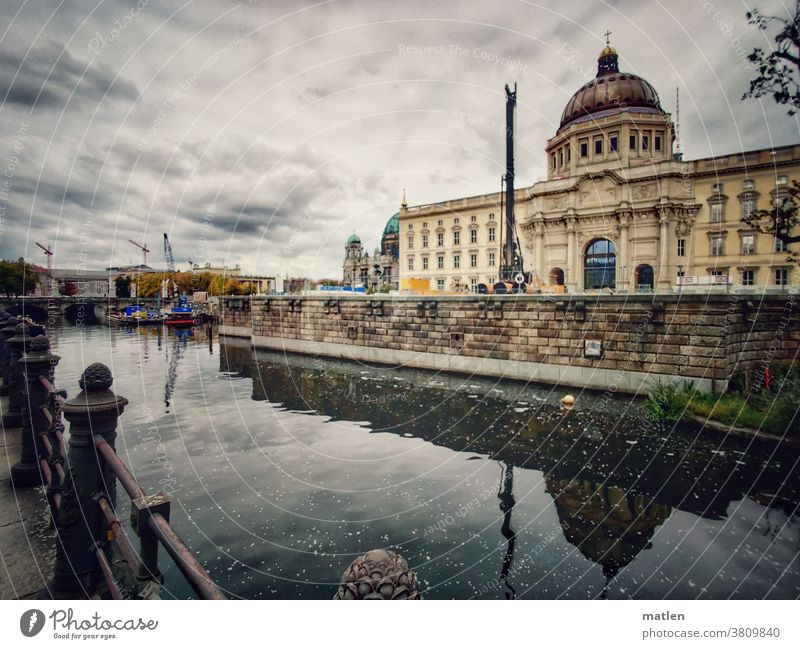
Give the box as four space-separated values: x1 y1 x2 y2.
218 294 799 394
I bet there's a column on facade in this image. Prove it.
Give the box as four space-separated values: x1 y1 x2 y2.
657 205 671 290
533 218 544 283
617 210 630 291
566 213 577 292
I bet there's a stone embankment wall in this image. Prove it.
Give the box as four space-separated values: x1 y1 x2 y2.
217 293 799 393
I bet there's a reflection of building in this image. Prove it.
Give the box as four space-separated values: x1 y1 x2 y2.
546 476 671 582
399 40 800 292
342 210 400 289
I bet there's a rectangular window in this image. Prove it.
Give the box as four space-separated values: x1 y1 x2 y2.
567 147 571 162
470 253 477 268
712 182 723 193
741 198 755 219
711 236 724 256
711 269 725 277
777 175 788 186
558 150 563 166
642 131 650 151
629 133 637 151
740 269 755 286
743 179 755 191
470 229 477 244
677 239 685 257
453 254 460 269
407 236 414 250
609 133 618 152
437 232 444 247
437 255 444 269
551 154 556 169
776 268 788 286
438 220 443 226
488 252 496 267
407 257 414 271
453 230 460 245
488 227 495 242
580 140 588 157
470 277 478 290
775 236 787 252
422 234 428 248
741 234 755 255
710 203 724 222
422 257 429 270
471 215 477 222
437 278 445 291
594 138 603 155
655 132 663 151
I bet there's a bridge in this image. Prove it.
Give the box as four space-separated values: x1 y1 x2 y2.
0 297 160 324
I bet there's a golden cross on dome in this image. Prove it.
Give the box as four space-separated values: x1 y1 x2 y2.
604 29 612 45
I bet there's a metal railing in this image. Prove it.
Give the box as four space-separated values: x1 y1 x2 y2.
0 312 225 600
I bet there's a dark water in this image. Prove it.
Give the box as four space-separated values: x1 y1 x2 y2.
47 323 800 599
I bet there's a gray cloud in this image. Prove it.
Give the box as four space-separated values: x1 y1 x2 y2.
0 0 797 279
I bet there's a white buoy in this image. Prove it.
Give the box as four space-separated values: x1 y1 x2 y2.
561 394 575 408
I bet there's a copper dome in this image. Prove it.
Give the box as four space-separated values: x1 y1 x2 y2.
559 47 664 132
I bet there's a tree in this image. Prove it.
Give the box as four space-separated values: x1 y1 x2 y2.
742 179 800 260
743 2 800 114
0 259 39 296
114 275 132 298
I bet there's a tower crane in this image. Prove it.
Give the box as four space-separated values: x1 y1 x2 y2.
128 239 150 266
35 242 54 296
163 233 176 273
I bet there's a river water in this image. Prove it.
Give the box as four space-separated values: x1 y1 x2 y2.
46 323 799 599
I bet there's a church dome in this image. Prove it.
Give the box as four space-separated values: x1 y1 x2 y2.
558 45 664 132
346 233 361 245
383 212 399 236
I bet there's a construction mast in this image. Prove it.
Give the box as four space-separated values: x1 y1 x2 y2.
35 242 54 296
128 239 150 267
500 83 526 288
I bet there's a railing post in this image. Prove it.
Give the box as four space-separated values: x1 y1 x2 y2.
0 315 17 397
49 363 128 599
2 322 30 428
11 335 59 487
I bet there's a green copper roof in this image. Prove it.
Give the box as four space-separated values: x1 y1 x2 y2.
383 212 399 236
346 233 361 245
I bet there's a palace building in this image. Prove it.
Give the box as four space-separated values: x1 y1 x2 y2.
397 41 799 293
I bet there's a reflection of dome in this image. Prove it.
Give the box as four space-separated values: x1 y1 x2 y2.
346 233 361 245
383 212 399 236
559 45 664 132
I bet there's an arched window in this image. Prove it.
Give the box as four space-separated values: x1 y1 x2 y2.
549 268 565 285
584 238 616 289
636 264 654 291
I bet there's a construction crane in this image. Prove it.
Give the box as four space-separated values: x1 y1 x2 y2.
163 233 176 273
128 239 150 267
35 242 54 296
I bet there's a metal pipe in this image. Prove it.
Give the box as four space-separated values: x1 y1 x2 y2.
95 549 123 600
94 436 145 500
148 513 226 600
97 496 141 572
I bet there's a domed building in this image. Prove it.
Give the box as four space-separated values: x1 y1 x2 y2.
342 207 400 290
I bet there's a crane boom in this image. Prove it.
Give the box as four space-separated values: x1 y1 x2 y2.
128 239 150 266
163 233 176 273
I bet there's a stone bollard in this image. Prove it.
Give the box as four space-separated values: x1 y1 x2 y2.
1 323 30 428
49 363 128 599
0 315 18 397
11 336 60 487
334 549 421 600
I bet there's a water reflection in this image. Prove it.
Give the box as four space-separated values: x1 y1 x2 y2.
218 338 800 598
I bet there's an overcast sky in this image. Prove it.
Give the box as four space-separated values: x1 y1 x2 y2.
0 0 797 279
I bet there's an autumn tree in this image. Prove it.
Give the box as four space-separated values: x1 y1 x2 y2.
743 2 800 114
0 259 39 296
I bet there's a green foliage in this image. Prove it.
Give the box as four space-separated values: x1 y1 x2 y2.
114 274 132 298
0 258 39 296
647 366 800 436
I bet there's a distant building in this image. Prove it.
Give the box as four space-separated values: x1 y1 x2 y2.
342 210 400 290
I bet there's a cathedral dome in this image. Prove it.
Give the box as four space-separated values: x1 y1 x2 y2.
383 212 399 236
558 45 664 132
346 233 361 245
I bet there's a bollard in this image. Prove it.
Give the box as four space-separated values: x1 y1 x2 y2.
334 549 421 600
49 363 128 599
1 323 30 427
0 315 17 397
11 336 60 487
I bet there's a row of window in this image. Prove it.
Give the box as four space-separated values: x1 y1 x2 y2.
551 129 665 169
408 227 496 249
725 268 790 286
408 215 483 230
407 250 498 271
709 233 787 257
712 176 788 194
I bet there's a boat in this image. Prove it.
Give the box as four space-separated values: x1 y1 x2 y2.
163 294 199 326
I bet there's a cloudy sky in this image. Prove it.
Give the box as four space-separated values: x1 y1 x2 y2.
0 0 797 279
